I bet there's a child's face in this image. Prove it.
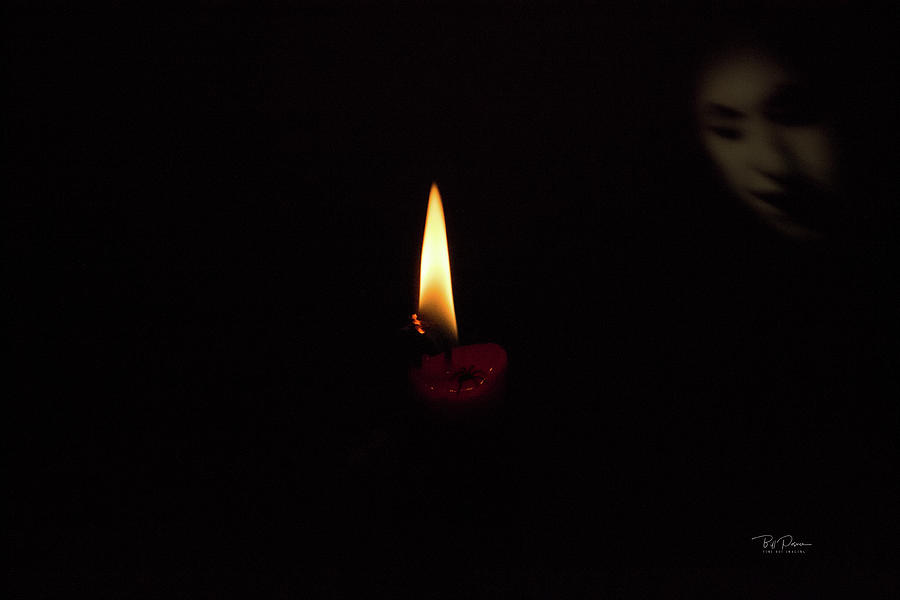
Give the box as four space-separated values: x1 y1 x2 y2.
695 48 839 240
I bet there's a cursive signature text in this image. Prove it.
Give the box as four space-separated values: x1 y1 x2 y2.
751 535 812 551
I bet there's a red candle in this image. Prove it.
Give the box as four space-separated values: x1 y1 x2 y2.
409 336 508 406
408 183 508 414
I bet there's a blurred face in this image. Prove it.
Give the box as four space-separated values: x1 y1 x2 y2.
695 47 839 240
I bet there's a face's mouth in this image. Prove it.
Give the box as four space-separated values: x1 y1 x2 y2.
748 187 823 221
744 185 837 240
749 190 793 213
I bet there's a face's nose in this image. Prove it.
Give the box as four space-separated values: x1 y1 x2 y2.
747 127 791 185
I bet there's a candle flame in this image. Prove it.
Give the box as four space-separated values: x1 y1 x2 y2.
417 182 458 345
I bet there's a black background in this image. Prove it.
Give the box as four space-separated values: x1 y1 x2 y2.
9 1 900 595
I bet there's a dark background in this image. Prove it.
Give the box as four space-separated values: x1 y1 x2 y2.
9 1 899 595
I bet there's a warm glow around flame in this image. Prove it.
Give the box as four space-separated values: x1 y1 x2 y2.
417 182 458 344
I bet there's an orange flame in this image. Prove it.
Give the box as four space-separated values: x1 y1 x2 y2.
417 182 458 345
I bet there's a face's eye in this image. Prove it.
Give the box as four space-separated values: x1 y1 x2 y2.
765 107 819 127
764 84 822 126
708 126 742 140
